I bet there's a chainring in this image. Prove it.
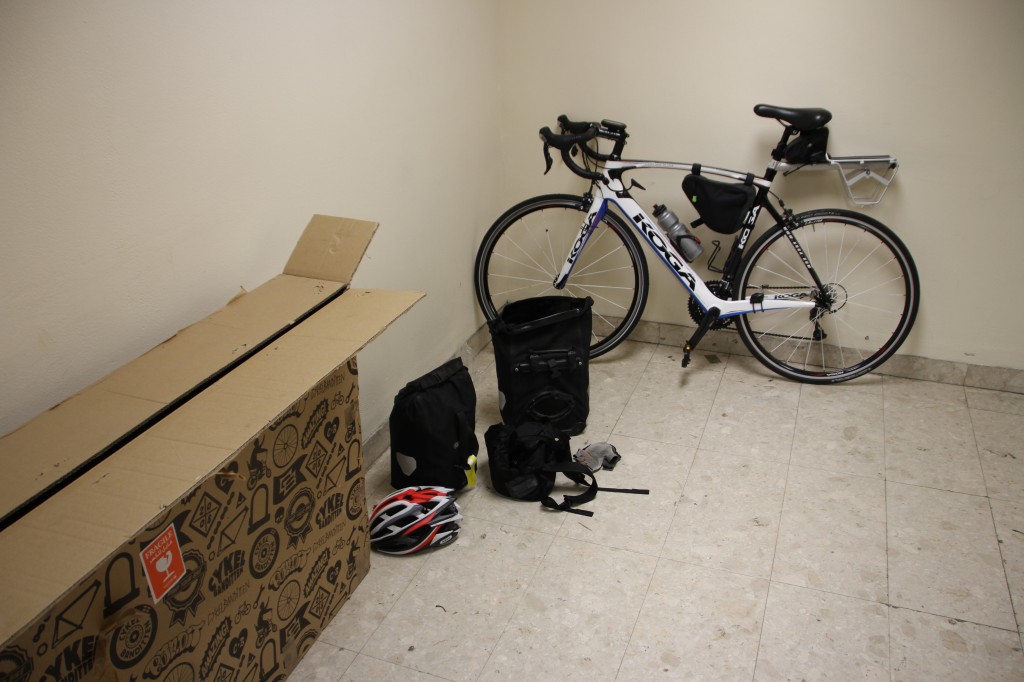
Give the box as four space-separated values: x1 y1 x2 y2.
688 280 734 329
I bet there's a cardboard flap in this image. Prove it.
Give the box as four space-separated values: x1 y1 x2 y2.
283 214 378 283
0 274 346 522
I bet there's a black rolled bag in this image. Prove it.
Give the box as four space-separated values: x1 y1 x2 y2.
488 296 592 436
484 421 648 516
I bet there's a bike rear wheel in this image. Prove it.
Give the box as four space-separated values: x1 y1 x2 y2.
474 194 649 358
735 209 919 383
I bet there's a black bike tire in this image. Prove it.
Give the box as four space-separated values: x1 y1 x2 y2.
474 194 649 358
734 208 919 383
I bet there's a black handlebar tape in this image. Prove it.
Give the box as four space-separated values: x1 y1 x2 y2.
539 125 598 151
557 114 595 135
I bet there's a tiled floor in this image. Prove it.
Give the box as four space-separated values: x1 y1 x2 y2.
292 341 1024 681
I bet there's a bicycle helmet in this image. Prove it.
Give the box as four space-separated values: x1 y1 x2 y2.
369 486 462 555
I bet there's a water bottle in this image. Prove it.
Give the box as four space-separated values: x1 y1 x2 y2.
653 204 703 263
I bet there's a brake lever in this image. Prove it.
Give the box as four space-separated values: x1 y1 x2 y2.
543 143 553 175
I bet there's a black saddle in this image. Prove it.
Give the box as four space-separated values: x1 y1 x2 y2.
754 104 832 131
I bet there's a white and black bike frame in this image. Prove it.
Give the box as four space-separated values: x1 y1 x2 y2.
554 159 816 320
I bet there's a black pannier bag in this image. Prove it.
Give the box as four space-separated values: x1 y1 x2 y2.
782 127 829 164
682 167 757 235
488 296 592 436
389 357 478 491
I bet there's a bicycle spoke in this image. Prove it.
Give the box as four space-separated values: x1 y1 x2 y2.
495 237 557 280
737 211 917 383
475 196 647 358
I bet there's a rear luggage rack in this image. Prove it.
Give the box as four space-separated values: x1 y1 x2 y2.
781 154 899 206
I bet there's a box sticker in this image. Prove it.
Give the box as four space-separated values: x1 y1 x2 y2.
140 524 187 603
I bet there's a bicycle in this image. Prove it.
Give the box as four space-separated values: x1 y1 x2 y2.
473 105 920 384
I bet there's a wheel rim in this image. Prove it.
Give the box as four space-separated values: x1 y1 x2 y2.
737 215 917 381
477 198 645 356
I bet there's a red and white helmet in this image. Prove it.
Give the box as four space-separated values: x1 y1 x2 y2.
369 486 462 555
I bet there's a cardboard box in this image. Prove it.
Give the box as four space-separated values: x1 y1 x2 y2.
0 216 423 681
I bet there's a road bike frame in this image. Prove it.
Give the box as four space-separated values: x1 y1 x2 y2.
554 159 816 319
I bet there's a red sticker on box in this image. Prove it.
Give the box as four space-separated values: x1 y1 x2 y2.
141 524 187 603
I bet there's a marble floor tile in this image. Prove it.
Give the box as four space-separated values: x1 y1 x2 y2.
754 582 889 681
613 356 724 447
792 384 885 478
360 519 553 681
884 399 986 495
586 342 654 435
319 547 428 651
971 407 1024 503
887 483 1015 629
341 654 453 681
617 559 769 681
966 386 1024 415
557 435 694 556
889 607 1024 681
699 371 800 463
661 449 788 578
288 640 358 681
478 537 656 681
885 376 967 406
990 499 1024 637
721 354 790 383
772 466 887 602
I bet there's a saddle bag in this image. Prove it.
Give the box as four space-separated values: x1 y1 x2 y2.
682 166 757 235
488 296 592 435
782 127 830 164
389 357 478 491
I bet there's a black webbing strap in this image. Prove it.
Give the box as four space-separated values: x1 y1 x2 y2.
538 464 650 516
541 461 597 516
600 486 650 495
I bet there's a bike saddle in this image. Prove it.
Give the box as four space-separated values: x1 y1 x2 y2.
754 104 832 131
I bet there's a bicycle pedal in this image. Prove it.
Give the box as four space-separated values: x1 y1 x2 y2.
681 344 692 368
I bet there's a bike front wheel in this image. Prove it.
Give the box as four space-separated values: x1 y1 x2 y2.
474 194 649 358
734 209 919 383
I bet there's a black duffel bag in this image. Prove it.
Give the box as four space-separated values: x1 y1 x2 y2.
488 296 592 435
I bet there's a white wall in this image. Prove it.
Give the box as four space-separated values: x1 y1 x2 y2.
495 0 1024 370
0 0 500 437
2 0 1023 440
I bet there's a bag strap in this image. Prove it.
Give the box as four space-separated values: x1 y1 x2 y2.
513 349 582 376
539 461 597 516
600 485 650 495
537 463 650 516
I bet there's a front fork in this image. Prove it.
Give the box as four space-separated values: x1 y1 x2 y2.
553 191 603 289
